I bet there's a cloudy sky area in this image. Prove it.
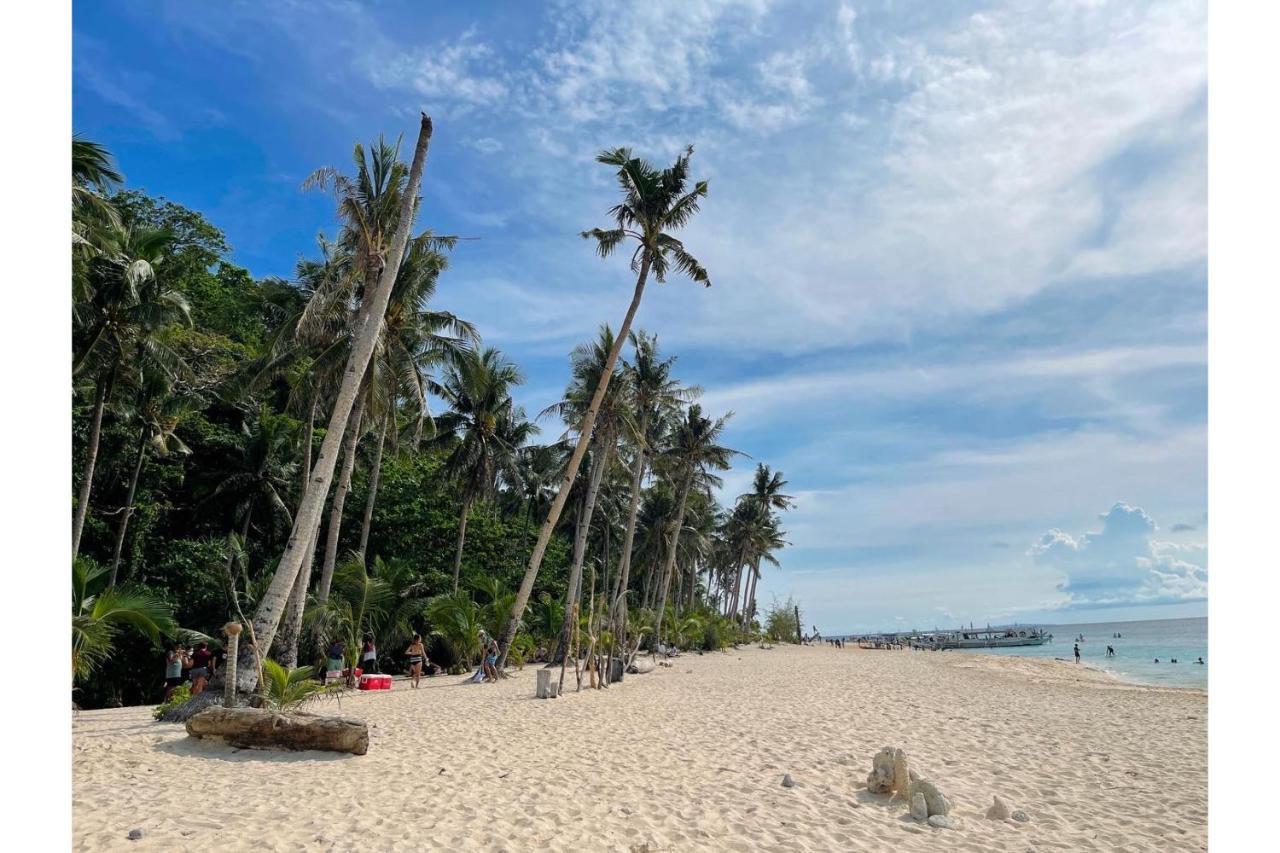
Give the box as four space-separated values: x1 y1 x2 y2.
73 0 1207 633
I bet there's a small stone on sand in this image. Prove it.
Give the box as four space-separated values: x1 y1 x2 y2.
127 829 143 841
1012 810 1030 823
986 795 1013 820
928 815 957 829
781 774 795 788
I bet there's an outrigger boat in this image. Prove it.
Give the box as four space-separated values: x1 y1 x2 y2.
923 626 1053 650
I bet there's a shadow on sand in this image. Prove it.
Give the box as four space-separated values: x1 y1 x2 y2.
153 734 355 764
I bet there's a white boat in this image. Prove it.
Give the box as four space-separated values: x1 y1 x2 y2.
926 627 1053 650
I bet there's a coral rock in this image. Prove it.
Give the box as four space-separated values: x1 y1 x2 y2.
866 746 897 793
986 795 1012 820
907 778 951 817
910 793 928 821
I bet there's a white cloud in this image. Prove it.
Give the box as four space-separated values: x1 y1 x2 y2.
363 30 507 107
468 137 504 155
1029 502 1207 606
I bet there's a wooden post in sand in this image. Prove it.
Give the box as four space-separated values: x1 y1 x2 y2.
794 605 803 644
223 622 242 708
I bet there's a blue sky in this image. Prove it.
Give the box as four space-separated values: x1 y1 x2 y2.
73 0 1207 633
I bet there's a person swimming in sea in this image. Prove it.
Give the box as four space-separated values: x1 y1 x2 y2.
1196 657 1204 664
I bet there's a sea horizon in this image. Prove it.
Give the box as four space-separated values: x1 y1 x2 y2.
836 616 1207 689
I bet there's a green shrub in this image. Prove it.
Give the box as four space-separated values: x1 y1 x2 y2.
152 684 191 720
259 660 338 711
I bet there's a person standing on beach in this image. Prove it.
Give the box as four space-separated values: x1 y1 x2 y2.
360 632 379 674
189 642 215 695
1073 643 1081 664
163 643 188 700
404 635 427 688
483 635 500 682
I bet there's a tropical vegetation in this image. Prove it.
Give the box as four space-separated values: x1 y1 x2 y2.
70 131 796 709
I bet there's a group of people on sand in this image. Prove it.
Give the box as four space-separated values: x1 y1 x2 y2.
163 628 507 698
322 632 445 687
163 641 217 700
825 638 846 648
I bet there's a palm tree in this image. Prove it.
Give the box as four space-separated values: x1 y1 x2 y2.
423 592 485 667
730 465 793 622
205 407 298 611
72 135 123 266
651 404 737 646
107 369 195 586
541 325 630 663
431 347 526 591
72 558 175 685
72 226 190 560
499 145 711 663
304 557 392 678
610 331 696 645
238 113 434 694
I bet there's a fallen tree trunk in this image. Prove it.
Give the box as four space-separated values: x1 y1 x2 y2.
185 707 368 755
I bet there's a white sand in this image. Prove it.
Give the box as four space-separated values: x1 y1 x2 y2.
73 644 1206 851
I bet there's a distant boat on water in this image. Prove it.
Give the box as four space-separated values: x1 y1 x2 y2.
926 626 1054 650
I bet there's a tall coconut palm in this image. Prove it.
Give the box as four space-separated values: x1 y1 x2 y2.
237 114 434 695
499 145 711 663
72 227 190 560
72 135 123 267
205 407 299 611
430 347 526 591
107 368 196 586
651 404 737 646
540 325 630 664
730 465 793 621
610 331 696 644
357 237 478 557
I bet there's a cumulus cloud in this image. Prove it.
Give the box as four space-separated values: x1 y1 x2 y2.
1029 502 1207 607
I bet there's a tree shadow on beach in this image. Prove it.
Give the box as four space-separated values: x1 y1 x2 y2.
153 736 355 764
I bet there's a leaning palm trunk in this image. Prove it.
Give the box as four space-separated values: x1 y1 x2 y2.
274 397 322 668
451 493 473 592
652 472 693 648
744 558 760 625
236 113 434 694
357 414 388 559
108 423 149 586
316 397 366 604
551 443 611 664
274 512 323 668
609 411 650 639
72 370 113 558
498 253 653 665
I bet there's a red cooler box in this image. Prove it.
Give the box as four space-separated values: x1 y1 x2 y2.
358 673 392 690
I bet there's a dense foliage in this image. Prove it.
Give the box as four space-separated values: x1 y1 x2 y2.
70 135 793 708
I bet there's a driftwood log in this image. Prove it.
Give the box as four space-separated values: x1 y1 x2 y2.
628 658 655 675
185 707 369 755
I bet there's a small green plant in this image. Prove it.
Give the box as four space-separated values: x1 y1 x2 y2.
258 659 338 711
152 684 191 720
507 633 536 670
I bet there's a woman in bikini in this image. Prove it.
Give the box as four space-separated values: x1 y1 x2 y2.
404 634 428 688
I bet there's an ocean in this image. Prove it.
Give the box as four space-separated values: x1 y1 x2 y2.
967 617 1207 689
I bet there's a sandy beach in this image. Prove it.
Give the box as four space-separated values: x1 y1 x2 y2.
72 645 1206 852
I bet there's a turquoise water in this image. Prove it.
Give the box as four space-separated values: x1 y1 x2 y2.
973 617 1207 689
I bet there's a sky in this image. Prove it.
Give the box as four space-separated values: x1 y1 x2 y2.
72 0 1207 634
